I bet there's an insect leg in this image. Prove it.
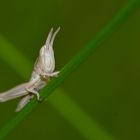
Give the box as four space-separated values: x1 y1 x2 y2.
46 71 60 78
0 83 29 102
25 88 40 101
16 95 34 112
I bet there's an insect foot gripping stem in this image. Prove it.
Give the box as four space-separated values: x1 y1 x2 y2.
25 87 40 101
43 71 60 79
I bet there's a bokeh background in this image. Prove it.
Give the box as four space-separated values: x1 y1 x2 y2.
0 0 140 140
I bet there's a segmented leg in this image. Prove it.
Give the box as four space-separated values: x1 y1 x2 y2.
25 88 40 101
16 95 34 112
46 71 60 77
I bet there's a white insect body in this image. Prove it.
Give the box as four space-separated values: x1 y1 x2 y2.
0 27 60 112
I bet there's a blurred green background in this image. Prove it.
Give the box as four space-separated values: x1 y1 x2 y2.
0 0 140 140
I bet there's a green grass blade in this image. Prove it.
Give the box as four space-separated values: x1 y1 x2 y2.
0 0 140 139
0 38 114 139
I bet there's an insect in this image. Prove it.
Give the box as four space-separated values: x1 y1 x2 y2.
0 27 60 112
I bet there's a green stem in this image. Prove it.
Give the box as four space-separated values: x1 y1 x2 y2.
0 0 139 139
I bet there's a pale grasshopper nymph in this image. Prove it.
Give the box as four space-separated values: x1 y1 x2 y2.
0 27 60 112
